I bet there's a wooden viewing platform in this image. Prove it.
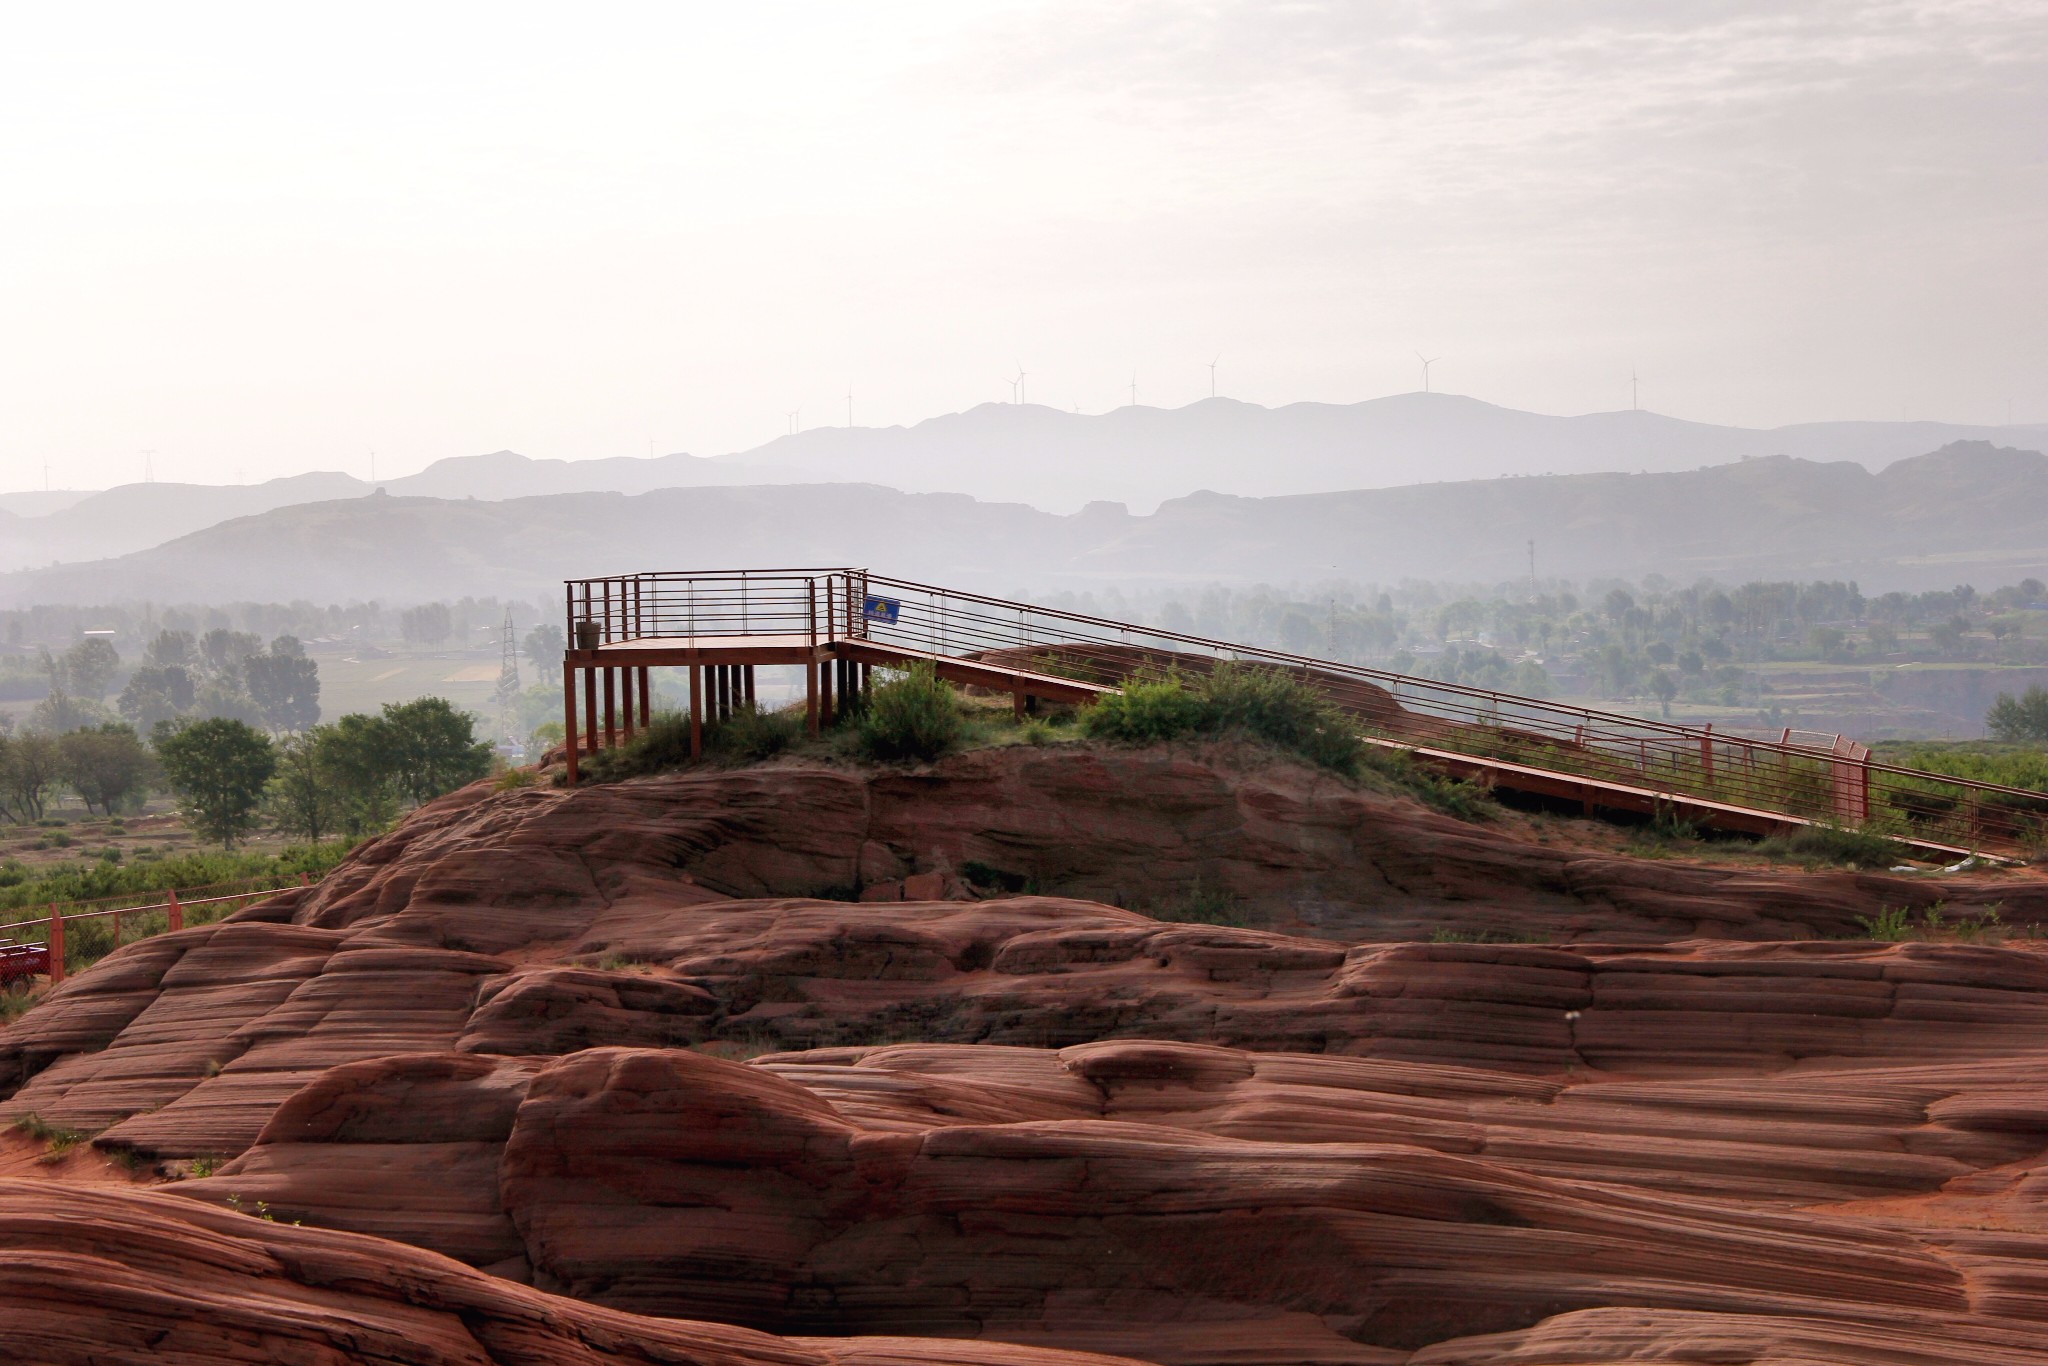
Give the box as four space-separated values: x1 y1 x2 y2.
559 568 2048 860
564 629 1114 783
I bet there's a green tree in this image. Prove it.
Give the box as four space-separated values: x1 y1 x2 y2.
268 729 341 841
1649 669 1678 716
59 723 152 815
63 637 121 699
401 603 453 648
144 629 197 669
244 636 321 732
28 689 112 734
378 697 491 803
198 628 263 680
0 733 62 822
1986 686 2048 743
154 717 277 847
118 663 198 729
523 622 565 674
195 676 263 725
313 714 401 836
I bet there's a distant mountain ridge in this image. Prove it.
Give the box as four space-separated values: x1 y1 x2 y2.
3 395 2043 571
5 440 2046 607
703 395 2048 513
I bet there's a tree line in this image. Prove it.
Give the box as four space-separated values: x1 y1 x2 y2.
0 697 492 848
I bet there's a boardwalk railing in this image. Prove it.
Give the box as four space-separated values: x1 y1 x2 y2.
0 874 318 987
564 569 2048 857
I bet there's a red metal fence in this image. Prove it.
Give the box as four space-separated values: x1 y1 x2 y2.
565 568 2048 857
0 873 316 988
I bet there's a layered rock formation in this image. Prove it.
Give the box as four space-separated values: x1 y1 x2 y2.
5 746 2048 1363
165 1042 2048 1363
0 1179 1139 1365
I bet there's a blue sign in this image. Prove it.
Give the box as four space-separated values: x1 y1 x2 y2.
862 595 901 625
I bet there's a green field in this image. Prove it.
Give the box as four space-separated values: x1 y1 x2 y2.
312 651 506 720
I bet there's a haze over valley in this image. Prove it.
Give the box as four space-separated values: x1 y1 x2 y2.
8 8 2048 1366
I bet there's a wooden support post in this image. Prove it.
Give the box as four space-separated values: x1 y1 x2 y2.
564 662 581 784
167 888 182 934
639 666 651 721
621 658 636 741
46 905 62 985
582 664 598 755
603 667 618 749
819 658 835 728
689 663 704 758
1699 723 1714 785
743 666 755 706
1014 688 1026 719
805 654 820 736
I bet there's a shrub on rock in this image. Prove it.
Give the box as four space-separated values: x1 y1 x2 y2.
858 663 964 762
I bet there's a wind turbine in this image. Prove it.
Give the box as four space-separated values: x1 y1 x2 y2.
1631 366 1640 412
1015 363 1028 406
142 450 156 483
1128 372 1138 408
1001 375 1019 403
788 406 801 435
846 384 853 428
1415 352 1441 394
1207 355 1219 398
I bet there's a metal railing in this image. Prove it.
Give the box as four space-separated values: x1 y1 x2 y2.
565 569 867 651
564 569 2048 856
0 874 318 986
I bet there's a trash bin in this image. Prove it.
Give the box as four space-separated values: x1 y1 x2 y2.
574 620 602 651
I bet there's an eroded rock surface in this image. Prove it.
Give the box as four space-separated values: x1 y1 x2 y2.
168 1044 2048 1364
0 1179 1140 1366
7 749 2048 1364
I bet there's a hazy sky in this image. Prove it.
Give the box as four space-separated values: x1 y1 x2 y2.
1 1 2042 489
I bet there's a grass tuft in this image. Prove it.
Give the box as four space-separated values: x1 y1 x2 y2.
1756 822 1911 870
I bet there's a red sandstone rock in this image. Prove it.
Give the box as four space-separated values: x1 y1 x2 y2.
14 880 2048 1163
160 1039 2048 1363
0 1179 1139 1365
243 747 2048 944
7 750 2048 1363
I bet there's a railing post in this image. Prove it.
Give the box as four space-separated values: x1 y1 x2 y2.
167 888 182 933
46 904 62 985
1699 723 1714 785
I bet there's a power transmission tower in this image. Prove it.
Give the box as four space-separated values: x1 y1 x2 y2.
495 608 522 751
